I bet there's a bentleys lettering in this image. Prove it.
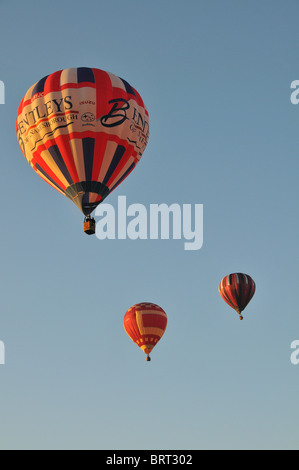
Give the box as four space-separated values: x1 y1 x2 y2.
17 96 73 135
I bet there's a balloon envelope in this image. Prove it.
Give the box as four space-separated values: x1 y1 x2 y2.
219 273 256 319
123 303 168 359
16 67 149 216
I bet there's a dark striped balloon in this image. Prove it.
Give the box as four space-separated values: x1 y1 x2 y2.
16 67 149 219
219 273 256 320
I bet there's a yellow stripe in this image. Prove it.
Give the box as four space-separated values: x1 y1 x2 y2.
98 140 118 182
69 138 85 181
140 327 165 337
140 345 153 354
135 309 167 318
39 148 70 188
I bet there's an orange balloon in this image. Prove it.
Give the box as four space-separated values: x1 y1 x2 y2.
124 303 168 361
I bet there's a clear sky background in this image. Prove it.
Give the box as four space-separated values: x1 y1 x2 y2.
0 0 298 450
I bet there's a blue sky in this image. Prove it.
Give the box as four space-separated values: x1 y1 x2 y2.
0 0 298 450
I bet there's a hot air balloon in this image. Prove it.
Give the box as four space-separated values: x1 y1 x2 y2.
219 273 256 320
123 303 168 361
16 67 149 235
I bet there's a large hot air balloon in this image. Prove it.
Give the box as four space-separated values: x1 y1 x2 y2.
123 303 168 361
219 273 256 320
16 67 149 235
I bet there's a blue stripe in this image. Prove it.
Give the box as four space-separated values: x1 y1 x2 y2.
77 67 95 83
31 75 49 97
48 145 74 186
120 78 136 96
82 137 95 181
102 145 126 186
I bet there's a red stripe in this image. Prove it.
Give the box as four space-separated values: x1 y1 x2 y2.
111 86 141 105
93 69 112 120
124 311 140 344
225 285 240 310
20 97 34 109
60 81 96 90
16 97 25 121
44 70 62 95
142 313 167 330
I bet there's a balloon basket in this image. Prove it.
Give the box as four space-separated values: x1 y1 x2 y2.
146 355 151 362
83 217 96 235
